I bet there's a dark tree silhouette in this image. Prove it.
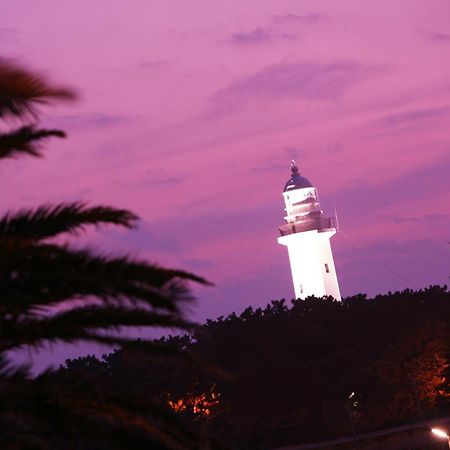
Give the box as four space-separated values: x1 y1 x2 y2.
0 60 211 450
56 287 450 449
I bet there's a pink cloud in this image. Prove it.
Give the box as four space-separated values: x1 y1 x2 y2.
419 28 450 43
229 27 274 45
209 61 367 115
271 13 324 25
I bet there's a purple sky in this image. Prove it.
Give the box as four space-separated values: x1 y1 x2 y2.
2 0 450 368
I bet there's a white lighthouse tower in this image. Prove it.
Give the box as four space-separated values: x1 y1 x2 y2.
278 161 341 301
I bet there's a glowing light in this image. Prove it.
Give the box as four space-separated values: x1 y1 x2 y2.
349 392 355 399
431 428 449 439
168 386 220 418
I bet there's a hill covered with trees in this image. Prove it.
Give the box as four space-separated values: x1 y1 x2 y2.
53 286 450 449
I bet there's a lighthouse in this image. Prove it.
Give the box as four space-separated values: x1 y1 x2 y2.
278 161 341 301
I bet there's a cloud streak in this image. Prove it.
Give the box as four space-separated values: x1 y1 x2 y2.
419 28 450 43
138 60 172 70
115 171 187 189
209 61 365 115
271 13 324 25
332 152 450 220
46 113 136 129
229 27 273 45
375 106 450 127
227 12 324 45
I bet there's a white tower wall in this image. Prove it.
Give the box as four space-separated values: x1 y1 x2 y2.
278 230 340 300
316 231 340 299
277 164 341 301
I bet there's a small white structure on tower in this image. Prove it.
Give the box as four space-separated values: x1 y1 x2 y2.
278 161 341 301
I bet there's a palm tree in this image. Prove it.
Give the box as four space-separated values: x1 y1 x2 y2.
0 60 211 449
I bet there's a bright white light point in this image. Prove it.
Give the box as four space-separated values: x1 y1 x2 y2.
432 428 449 439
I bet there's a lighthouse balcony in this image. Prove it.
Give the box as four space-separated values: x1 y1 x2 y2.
278 216 337 236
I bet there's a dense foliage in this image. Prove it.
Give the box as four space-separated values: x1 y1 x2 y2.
55 287 450 449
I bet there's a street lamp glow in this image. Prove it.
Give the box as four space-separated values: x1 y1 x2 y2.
431 427 450 449
432 428 449 439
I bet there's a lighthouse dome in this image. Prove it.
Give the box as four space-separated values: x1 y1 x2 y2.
283 163 313 192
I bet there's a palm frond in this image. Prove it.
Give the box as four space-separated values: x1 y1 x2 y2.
0 202 138 240
0 306 194 352
0 60 75 118
0 242 208 317
0 59 216 450
0 125 66 160
0 354 30 379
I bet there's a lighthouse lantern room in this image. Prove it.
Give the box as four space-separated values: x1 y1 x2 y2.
278 161 341 301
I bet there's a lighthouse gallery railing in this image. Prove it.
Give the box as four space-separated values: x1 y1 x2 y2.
279 216 337 237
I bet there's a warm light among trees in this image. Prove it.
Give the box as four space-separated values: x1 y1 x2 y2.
168 386 220 418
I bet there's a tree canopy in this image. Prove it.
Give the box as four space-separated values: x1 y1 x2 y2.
55 286 450 449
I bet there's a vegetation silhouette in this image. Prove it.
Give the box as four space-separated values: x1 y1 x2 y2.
57 287 450 449
0 60 214 450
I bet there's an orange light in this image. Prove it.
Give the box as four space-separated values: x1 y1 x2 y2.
168 386 220 418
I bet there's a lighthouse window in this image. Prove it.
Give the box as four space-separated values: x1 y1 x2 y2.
325 263 330 273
